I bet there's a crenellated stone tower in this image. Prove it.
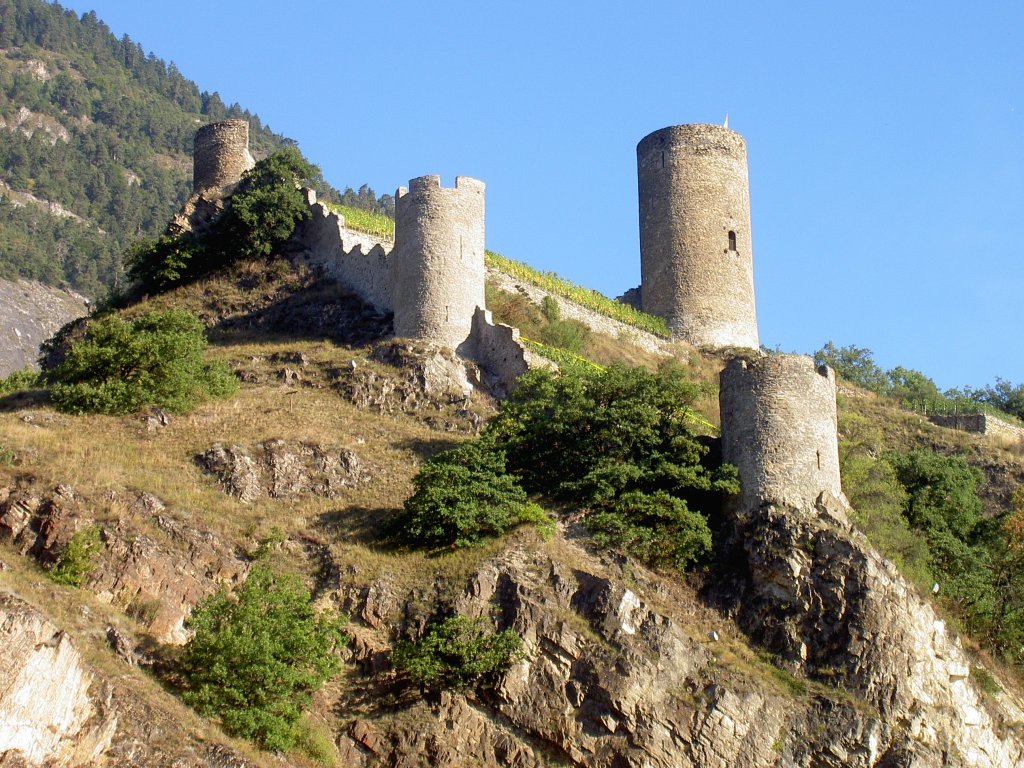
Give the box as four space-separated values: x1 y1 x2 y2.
719 354 842 512
391 175 486 350
637 124 758 349
192 119 255 194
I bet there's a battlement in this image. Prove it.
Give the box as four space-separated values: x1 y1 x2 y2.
637 122 758 349
193 119 255 194
719 354 842 512
637 124 747 161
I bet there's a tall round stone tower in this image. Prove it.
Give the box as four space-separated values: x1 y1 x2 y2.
637 124 758 349
719 354 842 512
193 119 255 194
391 175 486 350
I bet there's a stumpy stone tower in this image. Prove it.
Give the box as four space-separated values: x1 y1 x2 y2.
719 354 842 512
637 124 758 349
193 119 255 194
391 175 486 350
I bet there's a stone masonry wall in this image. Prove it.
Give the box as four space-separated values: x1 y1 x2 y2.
929 412 1024 444
719 354 842 512
391 176 486 351
193 119 255 194
296 191 394 313
637 124 758 349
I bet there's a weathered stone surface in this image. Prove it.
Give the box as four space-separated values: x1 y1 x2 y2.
192 119 254 194
0 594 117 766
637 123 759 349
0 484 248 644
0 279 89 377
197 440 370 501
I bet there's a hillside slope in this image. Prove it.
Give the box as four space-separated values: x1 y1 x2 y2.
1 249 1023 766
0 0 307 296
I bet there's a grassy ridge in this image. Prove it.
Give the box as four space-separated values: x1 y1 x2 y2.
326 204 670 338
484 252 670 338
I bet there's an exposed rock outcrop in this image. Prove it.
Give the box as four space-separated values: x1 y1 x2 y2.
197 440 370 502
0 593 117 766
0 279 89 377
0 483 249 644
717 492 1024 767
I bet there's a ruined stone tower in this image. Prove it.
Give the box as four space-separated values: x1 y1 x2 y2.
193 119 255 194
719 354 842 512
637 124 758 349
390 176 486 350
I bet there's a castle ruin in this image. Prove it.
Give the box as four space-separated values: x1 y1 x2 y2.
719 354 842 512
187 120 532 392
637 124 759 350
192 119 255 195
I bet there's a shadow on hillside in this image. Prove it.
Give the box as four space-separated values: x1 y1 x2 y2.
0 389 50 413
395 436 464 461
207 280 393 348
315 505 399 549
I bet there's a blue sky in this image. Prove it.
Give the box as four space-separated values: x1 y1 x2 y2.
57 1 1023 389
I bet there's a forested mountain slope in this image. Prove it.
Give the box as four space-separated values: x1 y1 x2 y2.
0 0 293 296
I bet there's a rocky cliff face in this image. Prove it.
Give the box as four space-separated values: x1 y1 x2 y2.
0 279 89 377
715 492 1024 767
331 510 1024 768
0 593 116 767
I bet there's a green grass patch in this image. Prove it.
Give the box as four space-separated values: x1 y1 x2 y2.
485 251 670 338
324 202 395 240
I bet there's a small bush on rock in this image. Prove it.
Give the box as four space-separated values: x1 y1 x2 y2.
393 439 551 549
391 615 524 692
47 309 237 415
48 525 102 587
179 562 345 751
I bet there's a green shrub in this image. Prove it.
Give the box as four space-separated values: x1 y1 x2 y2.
0 368 41 395
291 716 338 766
394 440 552 549
214 147 319 263
179 563 345 751
47 309 237 415
586 490 714 571
126 233 205 293
396 363 734 571
48 526 102 587
391 615 524 691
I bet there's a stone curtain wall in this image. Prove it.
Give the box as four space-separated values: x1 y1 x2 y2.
637 124 758 349
297 192 394 313
391 176 486 351
719 354 842 512
929 412 1024 444
192 119 255 193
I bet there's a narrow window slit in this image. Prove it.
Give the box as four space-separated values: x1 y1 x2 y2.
728 231 737 251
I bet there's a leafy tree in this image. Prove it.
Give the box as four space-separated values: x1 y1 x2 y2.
179 562 345 751
394 439 550 548
394 364 736 570
47 309 237 414
886 366 942 407
391 615 523 692
126 232 205 293
814 342 887 393
212 147 319 263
